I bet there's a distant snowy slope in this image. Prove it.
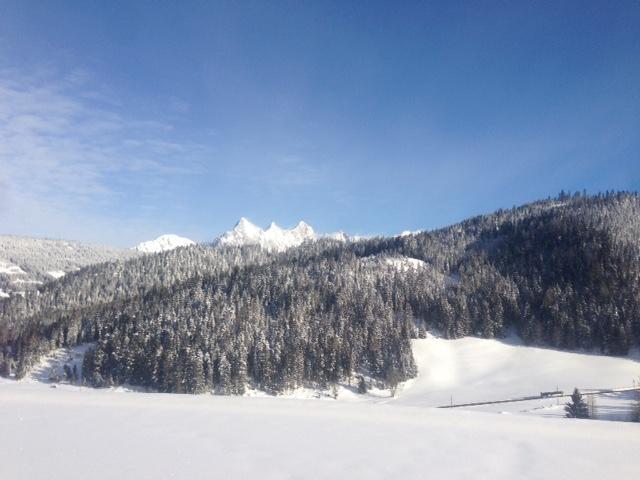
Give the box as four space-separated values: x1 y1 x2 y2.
395 336 640 414
47 270 66 279
134 234 195 253
368 255 428 271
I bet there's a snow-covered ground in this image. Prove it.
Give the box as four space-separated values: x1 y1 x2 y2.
360 254 428 273
1 336 639 479
393 336 640 422
1 381 638 480
381 255 428 271
22 344 93 384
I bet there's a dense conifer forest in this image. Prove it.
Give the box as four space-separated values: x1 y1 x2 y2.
1 192 639 394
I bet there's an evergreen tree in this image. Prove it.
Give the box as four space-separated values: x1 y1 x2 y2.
565 388 590 419
357 375 368 394
3 193 640 395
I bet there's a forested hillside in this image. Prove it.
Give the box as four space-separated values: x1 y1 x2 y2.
1 192 638 394
0 236 136 296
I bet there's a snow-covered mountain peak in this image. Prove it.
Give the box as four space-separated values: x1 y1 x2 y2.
232 217 263 238
218 217 263 247
265 222 283 233
263 223 286 244
235 217 260 231
216 219 317 251
134 234 195 254
292 221 314 237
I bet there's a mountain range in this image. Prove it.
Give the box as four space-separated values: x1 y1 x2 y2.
1 192 639 395
215 218 329 251
136 218 347 253
0 219 340 295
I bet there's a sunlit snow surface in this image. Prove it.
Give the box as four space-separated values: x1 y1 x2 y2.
1 336 639 480
402 337 638 396
47 270 66 279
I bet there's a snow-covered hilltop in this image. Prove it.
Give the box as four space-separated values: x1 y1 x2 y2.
134 234 195 253
216 218 318 251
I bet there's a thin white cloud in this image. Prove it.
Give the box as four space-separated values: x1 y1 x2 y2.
0 68 204 245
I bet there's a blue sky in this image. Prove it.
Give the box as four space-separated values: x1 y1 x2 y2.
0 1 639 246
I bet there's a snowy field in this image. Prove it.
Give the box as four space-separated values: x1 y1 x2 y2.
1 336 639 480
393 336 640 421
